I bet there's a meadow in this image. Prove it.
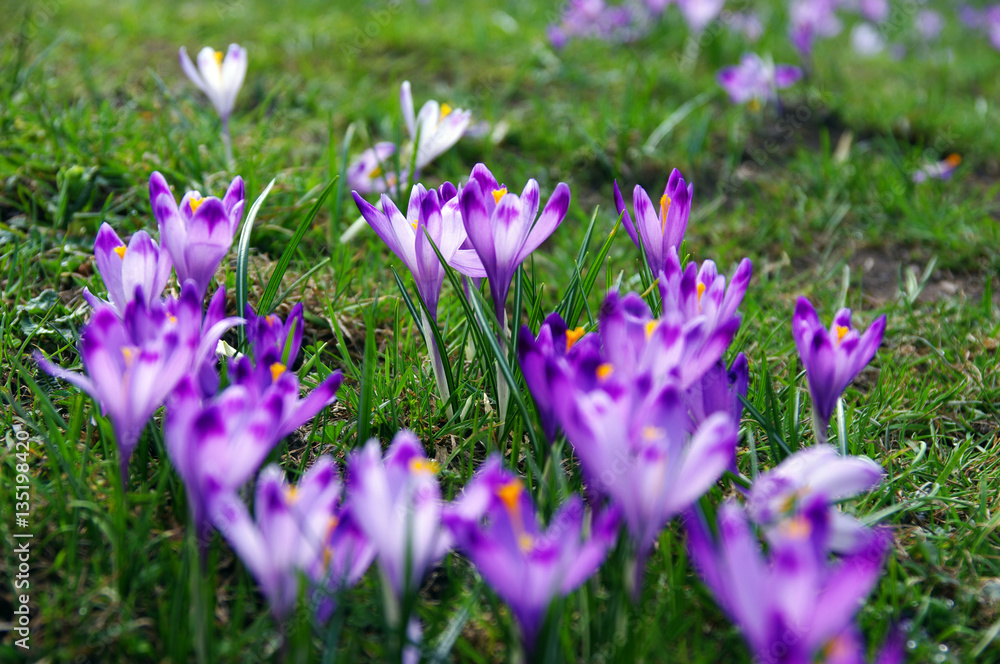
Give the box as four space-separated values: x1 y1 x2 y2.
1 0 999 662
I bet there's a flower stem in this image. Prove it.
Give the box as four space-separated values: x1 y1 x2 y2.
420 311 453 418
497 316 509 426
221 117 234 170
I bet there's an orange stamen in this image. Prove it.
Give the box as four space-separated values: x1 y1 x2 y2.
565 326 585 351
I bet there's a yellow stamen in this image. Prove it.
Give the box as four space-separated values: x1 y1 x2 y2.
565 326 585 351
270 362 286 382
265 315 277 326
214 50 224 66
497 479 523 512
697 282 706 311
326 515 340 538
286 486 299 503
189 196 205 213
596 363 613 380
439 103 453 121
747 98 761 112
643 426 665 440
411 219 419 231
369 165 383 179
784 516 811 539
835 325 849 343
409 458 441 475
121 347 134 365
644 320 659 339
659 194 671 232
114 246 126 259
323 546 333 568
945 153 962 168
492 187 508 205
168 315 178 324
518 533 534 553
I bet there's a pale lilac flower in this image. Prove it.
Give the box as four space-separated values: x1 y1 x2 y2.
850 23 886 56
747 444 884 554
179 44 247 122
400 81 472 172
789 0 841 56
345 142 397 195
676 0 726 32
727 11 764 41
717 53 803 105
345 431 450 598
913 154 961 182
548 0 639 48
914 9 943 41
86 223 172 315
210 459 373 620
149 171 245 298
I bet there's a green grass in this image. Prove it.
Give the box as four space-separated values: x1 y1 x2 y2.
2 0 1000 661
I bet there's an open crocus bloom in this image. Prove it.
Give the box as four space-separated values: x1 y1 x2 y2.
658 247 753 336
458 163 571 324
179 44 247 122
36 281 239 482
244 302 305 366
717 53 802 105
791 297 886 437
686 500 890 664
87 223 172 315
400 81 472 172
210 458 373 620
345 431 450 599
345 142 398 195
445 456 619 652
150 171 245 298
614 168 693 277
353 183 485 322
747 444 884 555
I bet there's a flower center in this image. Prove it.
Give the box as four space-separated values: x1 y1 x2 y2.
439 103 453 121
945 153 961 168
369 165 383 179
409 458 441 475
835 325 849 344
565 326 585 351
643 426 664 440
492 187 508 205
214 50 224 66
121 347 135 366
596 363 613 380
114 246 126 259
285 486 299 503
697 282 706 310
189 196 205 213
659 194 671 232
270 362 286 382
645 320 659 339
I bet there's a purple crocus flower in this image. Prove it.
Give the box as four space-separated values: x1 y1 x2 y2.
850 23 886 56
791 297 886 443
747 444 884 555
915 10 944 41
686 500 890 664
210 458 373 620
717 53 803 106
35 281 239 482
245 302 305 366
613 169 693 277
658 247 753 335
686 352 749 428
459 163 571 326
517 312 600 442
789 0 841 56
86 223 173 315
548 0 640 48
913 153 961 183
676 0 726 32
445 456 619 653
346 142 398 195
149 171 246 298
345 431 450 599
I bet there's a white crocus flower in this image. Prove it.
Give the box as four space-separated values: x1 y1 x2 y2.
400 80 472 171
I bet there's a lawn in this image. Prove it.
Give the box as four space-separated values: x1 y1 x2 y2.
2 0 999 662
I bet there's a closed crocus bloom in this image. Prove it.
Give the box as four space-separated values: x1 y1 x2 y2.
747 445 884 555
345 431 450 599
210 458 372 621
686 500 890 664
35 281 240 483
459 163 571 324
244 302 305 366
717 53 802 105
517 312 600 442
150 171 245 298
400 81 472 172
444 457 619 653
179 44 247 122
792 297 886 442
87 223 172 315
613 168 692 277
